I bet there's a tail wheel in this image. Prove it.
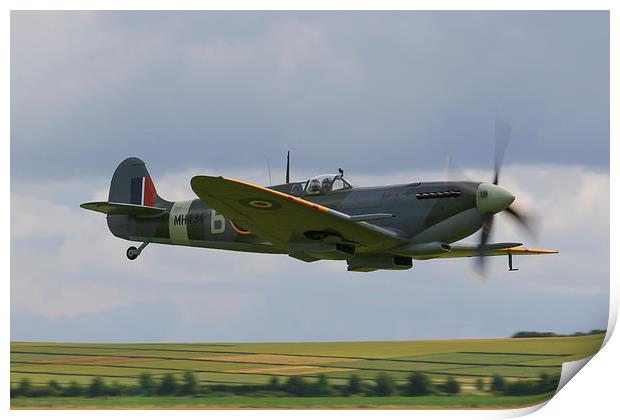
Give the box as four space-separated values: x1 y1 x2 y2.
126 246 139 260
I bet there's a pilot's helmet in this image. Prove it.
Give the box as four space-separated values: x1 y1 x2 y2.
309 179 321 193
321 177 332 192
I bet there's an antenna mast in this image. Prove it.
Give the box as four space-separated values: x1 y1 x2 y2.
286 150 290 183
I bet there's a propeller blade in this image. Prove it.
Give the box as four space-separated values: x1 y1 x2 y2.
474 213 494 277
493 117 512 185
444 155 474 182
479 213 494 249
443 155 478 195
504 206 539 240
443 155 451 182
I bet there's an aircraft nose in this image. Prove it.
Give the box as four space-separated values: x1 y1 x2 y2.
476 183 515 214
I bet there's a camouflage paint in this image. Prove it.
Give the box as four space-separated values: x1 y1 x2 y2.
94 157 537 270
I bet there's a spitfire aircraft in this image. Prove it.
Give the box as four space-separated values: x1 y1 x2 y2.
81 120 557 273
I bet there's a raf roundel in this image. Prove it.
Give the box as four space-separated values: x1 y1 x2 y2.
239 198 283 210
249 200 273 209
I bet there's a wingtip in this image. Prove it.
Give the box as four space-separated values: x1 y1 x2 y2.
501 247 559 254
79 201 101 211
190 175 219 188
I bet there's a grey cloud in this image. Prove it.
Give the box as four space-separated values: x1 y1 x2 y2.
11 11 609 181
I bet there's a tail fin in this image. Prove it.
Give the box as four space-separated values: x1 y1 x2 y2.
81 157 168 217
109 157 162 206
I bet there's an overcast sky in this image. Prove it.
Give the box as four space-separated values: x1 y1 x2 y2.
10 11 609 342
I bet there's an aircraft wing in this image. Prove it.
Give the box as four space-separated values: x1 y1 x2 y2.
435 244 558 259
191 176 408 250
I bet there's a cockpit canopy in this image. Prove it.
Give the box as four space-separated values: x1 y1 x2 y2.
269 173 354 197
305 174 354 195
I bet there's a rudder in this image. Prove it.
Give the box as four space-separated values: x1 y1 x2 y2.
109 157 160 206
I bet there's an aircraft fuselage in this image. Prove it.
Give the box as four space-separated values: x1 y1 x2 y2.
107 181 484 258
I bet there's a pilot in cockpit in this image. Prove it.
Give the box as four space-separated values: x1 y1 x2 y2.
321 177 332 193
308 178 322 194
306 173 353 195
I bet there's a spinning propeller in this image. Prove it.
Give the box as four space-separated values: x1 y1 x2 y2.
474 118 539 276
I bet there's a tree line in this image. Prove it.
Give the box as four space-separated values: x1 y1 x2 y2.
11 370 560 399
511 329 606 338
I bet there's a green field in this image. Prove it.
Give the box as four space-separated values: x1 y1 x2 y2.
10 394 556 409
10 334 604 408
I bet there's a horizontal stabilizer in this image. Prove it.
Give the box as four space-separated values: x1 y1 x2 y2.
80 201 166 218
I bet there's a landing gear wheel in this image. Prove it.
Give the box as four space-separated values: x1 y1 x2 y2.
126 246 139 260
